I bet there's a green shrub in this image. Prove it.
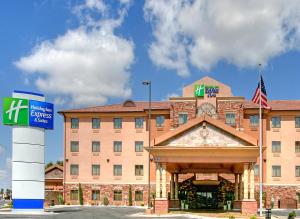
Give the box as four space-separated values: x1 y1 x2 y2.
58 193 64 205
103 196 109 206
229 215 235 219
250 216 257 219
79 183 83 205
288 211 296 219
128 185 132 206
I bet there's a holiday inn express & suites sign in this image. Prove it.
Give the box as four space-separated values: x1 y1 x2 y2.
3 97 54 129
194 84 219 98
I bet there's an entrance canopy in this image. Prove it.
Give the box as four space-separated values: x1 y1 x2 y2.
149 115 259 170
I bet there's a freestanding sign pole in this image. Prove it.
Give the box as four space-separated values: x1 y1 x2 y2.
3 90 54 212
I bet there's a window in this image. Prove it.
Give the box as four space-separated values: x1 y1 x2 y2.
113 141 122 152
296 166 300 177
113 165 122 176
114 118 122 129
156 115 165 127
135 191 143 201
254 165 259 176
249 115 259 127
178 113 188 125
135 165 144 176
71 141 79 152
296 117 300 128
272 141 281 153
135 141 143 152
70 164 79 175
71 118 79 129
225 113 236 126
92 118 100 129
92 190 100 200
271 116 281 128
272 165 281 177
70 190 78 200
92 141 100 152
113 190 122 201
92 165 100 176
135 118 144 129
296 141 300 153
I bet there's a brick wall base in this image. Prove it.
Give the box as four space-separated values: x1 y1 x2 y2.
169 199 180 209
64 183 154 206
233 200 241 210
154 199 169 214
241 200 257 215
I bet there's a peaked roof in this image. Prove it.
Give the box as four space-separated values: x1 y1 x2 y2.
45 164 63 174
58 101 170 113
154 115 258 146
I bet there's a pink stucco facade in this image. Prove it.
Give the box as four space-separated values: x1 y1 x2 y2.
59 76 300 213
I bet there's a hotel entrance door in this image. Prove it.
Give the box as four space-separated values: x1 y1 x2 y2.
196 186 218 209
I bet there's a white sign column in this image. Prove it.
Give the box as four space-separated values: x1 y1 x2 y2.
12 91 45 211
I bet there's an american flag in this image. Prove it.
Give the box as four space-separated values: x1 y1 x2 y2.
252 75 269 108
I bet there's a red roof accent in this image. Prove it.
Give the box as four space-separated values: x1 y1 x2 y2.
59 101 170 113
243 100 300 110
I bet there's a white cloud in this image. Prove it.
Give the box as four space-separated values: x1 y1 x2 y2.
16 0 134 106
144 0 300 76
0 170 6 180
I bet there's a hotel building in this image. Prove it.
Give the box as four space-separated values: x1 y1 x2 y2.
59 76 300 214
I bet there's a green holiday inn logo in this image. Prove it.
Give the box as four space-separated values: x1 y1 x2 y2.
3 97 29 126
194 84 205 97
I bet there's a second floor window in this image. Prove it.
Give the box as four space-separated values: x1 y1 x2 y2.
92 165 100 176
296 141 300 153
249 115 259 127
178 113 188 125
92 141 100 152
71 118 79 129
296 166 300 177
114 141 122 152
271 116 281 128
70 164 79 175
135 141 143 152
114 118 122 129
135 165 144 176
114 165 122 176
92 118 100 129
225 113 236 126
156 115 165 127
272 165 281 177
135 118 144 129
296 117 300 128
272 141 281 153
71 141 79 152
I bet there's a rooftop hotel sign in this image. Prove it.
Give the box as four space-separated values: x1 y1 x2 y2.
3 97 54 129
2 91 54 212
194 84 219 98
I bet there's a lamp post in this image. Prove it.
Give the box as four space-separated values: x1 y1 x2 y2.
142 80 151 209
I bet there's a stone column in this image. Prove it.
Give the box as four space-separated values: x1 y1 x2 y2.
243 163 249 200
249 164 255 200
161 163 167 199
156 163 161 198
170 173 174 199
234 173 239 201
239 173 243 200
174 173 179 200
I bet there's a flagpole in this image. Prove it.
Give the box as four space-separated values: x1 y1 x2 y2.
259 63 263 216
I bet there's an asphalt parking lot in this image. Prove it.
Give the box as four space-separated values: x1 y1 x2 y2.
0 206 299 219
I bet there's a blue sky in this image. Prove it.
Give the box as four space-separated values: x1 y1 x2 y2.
1 0 300 188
